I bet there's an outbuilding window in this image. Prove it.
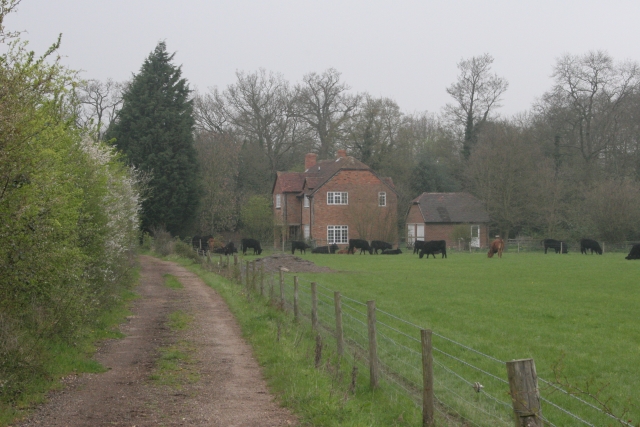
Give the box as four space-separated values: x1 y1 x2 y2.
275 194 281 209
304 195 310 208
327 225 348 244
327 192 348 205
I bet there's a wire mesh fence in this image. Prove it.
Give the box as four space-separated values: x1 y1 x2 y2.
204 254 634 427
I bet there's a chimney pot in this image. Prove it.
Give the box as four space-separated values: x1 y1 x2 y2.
305 153 317 170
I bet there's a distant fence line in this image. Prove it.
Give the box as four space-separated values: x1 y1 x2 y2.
199 252 632 427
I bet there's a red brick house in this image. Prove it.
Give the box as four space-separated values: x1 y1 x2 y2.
406 192 490 249
273 150 398 248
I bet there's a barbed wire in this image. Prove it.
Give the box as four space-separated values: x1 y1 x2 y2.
433 347 508 385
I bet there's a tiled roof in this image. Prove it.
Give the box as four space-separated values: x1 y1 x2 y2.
412 192 490 223
276 172 306 192
276 155 394 195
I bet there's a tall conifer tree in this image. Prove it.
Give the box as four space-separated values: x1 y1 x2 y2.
106 42 199 236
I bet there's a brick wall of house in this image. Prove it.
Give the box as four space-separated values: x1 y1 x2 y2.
273 180 284 225
310 170 397 246
406 205 423 224
285 193 301 225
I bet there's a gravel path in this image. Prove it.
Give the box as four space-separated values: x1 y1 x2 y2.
15 255 297 427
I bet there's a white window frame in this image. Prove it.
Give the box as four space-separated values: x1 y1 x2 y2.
304 195 310 208
327 191 348 205
275 194 281 209
379 192 386 207
327 225 348 244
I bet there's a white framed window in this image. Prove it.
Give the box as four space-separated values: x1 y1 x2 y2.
379 192 386 207
327 191 348 205
275 194 281 209
327 225 348 244
304 195 310 208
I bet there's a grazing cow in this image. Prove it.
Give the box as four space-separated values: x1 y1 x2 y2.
211 241 236 255
241 238 262 255
291 240 312 255
381 248 402 255
543 239 568 254
371 240 393 254
487 238 504 258
580 239 602 255
413 240 427 254
418 240 447 259
311 244 339 254
625 244 640 260
348 239 373 254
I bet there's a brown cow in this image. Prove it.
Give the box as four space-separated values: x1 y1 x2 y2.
487 238 504 258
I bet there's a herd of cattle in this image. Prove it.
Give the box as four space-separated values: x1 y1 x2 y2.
192 235 640 260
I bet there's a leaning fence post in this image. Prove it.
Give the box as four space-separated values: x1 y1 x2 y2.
334 292 344 357
506 358 543 427
311 282 318 331
421 329 434 427
367 300 379 389
234 254 238 265
293 276 299 322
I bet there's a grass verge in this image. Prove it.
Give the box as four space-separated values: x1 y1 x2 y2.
174 257 425 427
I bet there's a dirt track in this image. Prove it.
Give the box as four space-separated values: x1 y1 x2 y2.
15 255 297 427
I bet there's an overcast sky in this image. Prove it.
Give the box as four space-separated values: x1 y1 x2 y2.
7 1 640 116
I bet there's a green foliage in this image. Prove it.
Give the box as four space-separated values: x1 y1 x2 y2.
0 8 141 409
240 195 274 242
106 41 200 237
173 238 201 263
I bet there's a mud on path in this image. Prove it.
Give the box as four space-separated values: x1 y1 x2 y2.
16 255 297 427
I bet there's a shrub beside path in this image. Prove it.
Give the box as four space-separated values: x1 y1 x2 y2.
16 255 297 426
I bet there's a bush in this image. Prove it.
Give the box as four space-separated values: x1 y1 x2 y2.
174 239 201 263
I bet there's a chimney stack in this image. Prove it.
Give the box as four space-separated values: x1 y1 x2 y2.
337 149 347 158
305 153 317 170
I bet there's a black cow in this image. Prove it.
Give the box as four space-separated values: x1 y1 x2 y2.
543 239 568 254
241 238 262 255
311 244 339 254
348 239 373 254
213 241 237 255
371 240 392 254
580 239 602 255
625 244 640 260
291 240 312 254
418 240 447 259
381 248 402 255
413 240 428 254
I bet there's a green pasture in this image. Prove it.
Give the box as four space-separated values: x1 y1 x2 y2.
282 249 639 424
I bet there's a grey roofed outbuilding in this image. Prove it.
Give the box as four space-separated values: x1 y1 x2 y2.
411 192 490 223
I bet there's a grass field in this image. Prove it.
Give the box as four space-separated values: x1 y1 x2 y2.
268 249 640 426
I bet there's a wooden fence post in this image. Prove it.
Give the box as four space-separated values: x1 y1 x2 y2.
233 254 238 265
260 264 265 296
279 268 285 309
293 276 299 322
367 300 379 389
311 282 318 331
226 255 230 273
421 329 434 427
251 261 256 291
245 260 250 289
506 358 543 427
334 292 344 357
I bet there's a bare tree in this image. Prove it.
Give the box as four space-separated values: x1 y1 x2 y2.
75 78 127 140
445 54 509 159
214 69 307 180
540 51 640 177
293 68 360 160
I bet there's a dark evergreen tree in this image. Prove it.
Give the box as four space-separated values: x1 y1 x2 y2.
106 42 199 236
